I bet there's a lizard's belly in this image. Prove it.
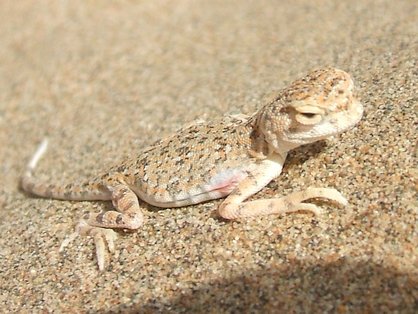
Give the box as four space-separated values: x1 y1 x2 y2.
130 165 253 208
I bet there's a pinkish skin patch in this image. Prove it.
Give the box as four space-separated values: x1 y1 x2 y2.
205 168 248 196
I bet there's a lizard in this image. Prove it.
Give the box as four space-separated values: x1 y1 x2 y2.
21 67 364 271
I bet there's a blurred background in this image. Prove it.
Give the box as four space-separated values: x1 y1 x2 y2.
0 1 416 312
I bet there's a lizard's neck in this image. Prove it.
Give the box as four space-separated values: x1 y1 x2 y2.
245 114 296 161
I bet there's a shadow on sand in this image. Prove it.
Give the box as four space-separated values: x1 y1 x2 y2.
121 258 417 313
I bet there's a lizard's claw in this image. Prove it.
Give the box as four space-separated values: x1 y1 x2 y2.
59 220 118 271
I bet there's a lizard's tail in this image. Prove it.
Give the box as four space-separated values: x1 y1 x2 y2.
20 139 111 201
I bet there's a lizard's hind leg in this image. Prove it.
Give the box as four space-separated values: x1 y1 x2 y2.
60 182 145 271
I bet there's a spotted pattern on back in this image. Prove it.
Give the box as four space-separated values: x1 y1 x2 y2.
106 117 257 203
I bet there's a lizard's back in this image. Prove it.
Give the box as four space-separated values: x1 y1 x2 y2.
115 116 257 207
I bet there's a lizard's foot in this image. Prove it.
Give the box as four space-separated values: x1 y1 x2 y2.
59 220 118 271
283 187 348 216
219 187 348 219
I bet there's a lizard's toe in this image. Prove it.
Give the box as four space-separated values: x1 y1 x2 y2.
60 220 118 271
88 227 118 271
295 203 324 216
302 188 349 207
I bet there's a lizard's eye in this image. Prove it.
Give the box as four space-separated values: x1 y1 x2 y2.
294 105 324 125
295 112 322 125
300 112 316 118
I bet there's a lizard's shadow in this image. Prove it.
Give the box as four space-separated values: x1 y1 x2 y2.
283 140 327 170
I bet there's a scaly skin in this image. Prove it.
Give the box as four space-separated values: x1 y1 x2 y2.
21 67 363 271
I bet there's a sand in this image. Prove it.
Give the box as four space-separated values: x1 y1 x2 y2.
0 0 417 312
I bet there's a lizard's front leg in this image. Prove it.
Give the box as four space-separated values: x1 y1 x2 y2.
218 155 348 220
60 181 145 271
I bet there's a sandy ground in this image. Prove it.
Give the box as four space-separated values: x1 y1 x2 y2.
0 0 417 312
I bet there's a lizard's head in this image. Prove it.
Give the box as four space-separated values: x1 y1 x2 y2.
257 67 363 152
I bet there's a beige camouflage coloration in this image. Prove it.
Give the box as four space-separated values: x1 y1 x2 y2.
21 67 364 270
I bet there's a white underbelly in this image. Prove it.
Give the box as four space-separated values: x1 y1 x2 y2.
131 166 251 208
